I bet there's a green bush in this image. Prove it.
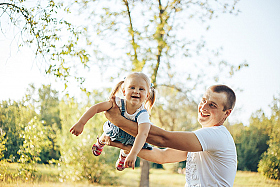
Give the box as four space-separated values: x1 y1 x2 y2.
58 95 120 185
17 116 52 181
258 121 280 180
258 150 280 180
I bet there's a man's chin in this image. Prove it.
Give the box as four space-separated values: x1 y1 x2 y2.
198 118 210 126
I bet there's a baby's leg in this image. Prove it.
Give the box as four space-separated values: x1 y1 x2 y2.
116 149 129 171
92 133 106 156
98 133 108 144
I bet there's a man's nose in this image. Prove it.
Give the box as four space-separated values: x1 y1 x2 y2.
200 102 208 110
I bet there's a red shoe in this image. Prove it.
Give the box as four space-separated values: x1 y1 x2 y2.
115 154 126 171
92 137 104 156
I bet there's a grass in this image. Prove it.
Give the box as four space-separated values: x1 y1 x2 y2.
234 171 280 187
1 163 280 187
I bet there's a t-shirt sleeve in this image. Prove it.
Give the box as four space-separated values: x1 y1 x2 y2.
137 112 151 125
194 127 228 152
114 96 122 108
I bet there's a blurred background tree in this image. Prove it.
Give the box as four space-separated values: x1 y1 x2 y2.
258 96 280 180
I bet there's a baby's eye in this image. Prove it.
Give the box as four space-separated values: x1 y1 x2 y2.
140 88 145 91
130 86 135 89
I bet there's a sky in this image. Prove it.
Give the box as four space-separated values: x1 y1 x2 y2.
1 0 280 125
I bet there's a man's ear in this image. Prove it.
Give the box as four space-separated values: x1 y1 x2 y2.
225 109 232 117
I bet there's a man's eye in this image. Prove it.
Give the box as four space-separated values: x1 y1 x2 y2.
210 103 216 108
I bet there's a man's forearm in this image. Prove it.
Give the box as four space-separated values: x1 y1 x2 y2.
108 140 188 164
104 100 170 147
107 140 165 164
109 115 169 147
110 114 139 136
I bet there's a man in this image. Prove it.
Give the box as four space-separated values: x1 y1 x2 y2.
105 85 237 187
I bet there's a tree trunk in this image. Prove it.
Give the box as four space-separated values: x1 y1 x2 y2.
139 159 150 187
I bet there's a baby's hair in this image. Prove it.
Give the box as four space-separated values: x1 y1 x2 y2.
109 80 124 99
146 86 156 112
109 72 156 112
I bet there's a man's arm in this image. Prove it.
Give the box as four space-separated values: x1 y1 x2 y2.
107 140 188 164
105 97 202 152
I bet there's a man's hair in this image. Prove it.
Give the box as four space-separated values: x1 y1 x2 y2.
210 85 236 111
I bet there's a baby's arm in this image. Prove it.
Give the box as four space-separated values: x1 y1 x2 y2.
124 122 151 169
70 100 113 136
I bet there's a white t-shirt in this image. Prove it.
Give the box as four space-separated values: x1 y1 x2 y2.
185 126 237 187
115 96 150 125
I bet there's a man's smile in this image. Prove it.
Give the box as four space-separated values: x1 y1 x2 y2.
200 111 210 117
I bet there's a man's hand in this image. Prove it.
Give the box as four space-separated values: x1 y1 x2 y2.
104 135 132 150
104 96 122 124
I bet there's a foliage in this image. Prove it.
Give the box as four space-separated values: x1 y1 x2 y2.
236 126 261 171
0 0 247 91
0 130 6 160
152 86 199 131
1 83 280 183
258 96 280 179
72 0 247 90
17 116 52 181
231 93 280 179
38 85 62 162
226 122 245 145
0 130 9 182
57 91 119 185
0 1 89 86
0 85 121 184
0 100 36 162
234 110 270 172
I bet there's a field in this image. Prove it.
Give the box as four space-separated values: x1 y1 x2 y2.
1 163 280 187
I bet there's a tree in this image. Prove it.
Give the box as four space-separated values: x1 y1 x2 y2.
1 0 247 90
235 110 270 171
0 99 36 162
57 90 119 185
258 95 280 179
0 1 89 86
38 85 61 162
0 130 6 160
152 86 200 132
17 116 52 181
236 126 262 171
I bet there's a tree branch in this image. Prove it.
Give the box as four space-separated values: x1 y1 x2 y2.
0 3 41 54
123 0 141 71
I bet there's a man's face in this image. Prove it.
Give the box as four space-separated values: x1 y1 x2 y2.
198 88 231 127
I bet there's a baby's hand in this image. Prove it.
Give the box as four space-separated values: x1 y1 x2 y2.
69 122 84 136
124 153 137 169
